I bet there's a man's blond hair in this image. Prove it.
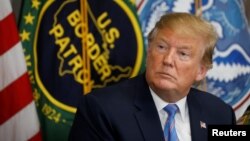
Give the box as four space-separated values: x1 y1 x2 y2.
148 13 218 69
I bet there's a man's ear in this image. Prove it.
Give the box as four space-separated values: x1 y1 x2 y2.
195 64 208 82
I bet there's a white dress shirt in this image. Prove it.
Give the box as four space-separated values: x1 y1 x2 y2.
150 88 191 141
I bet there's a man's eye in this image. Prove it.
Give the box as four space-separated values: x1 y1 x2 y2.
180 52 188 56
179 51 190 60
157 45 167 50
157 45 164 49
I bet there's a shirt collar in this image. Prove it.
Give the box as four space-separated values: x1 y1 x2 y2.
149 87 188 121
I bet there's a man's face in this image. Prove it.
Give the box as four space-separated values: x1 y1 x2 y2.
146 28 208 96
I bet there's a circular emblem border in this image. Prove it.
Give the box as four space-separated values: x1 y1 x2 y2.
34 0 144 113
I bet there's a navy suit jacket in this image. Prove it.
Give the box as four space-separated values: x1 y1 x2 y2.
69 74 236 141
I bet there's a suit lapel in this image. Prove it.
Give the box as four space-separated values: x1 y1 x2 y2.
187 89 208 141
133 75 164 141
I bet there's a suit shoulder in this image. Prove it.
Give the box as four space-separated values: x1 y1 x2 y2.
86 74 145 97
189 88 231 108
82 74 146 106
189 88 236 124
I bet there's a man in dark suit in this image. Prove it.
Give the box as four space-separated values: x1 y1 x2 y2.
69 13 236 141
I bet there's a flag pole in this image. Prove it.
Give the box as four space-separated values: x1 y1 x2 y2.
195 0 202 17
195 0 207 92
80 0 91 94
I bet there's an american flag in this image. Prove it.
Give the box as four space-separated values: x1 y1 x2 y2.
200 121 206 129
0 0 42 140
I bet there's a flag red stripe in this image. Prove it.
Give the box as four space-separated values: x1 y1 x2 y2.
1 1 41 140
0 13 19 55
28 131 42 141
137 0 145 10
234 93 250 110
0 73 33 124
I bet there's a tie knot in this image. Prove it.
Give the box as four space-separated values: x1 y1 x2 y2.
163 104 178 116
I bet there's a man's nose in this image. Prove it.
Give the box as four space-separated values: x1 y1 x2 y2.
163 50 175 66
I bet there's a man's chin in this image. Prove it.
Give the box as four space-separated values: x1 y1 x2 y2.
155 83 177 92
